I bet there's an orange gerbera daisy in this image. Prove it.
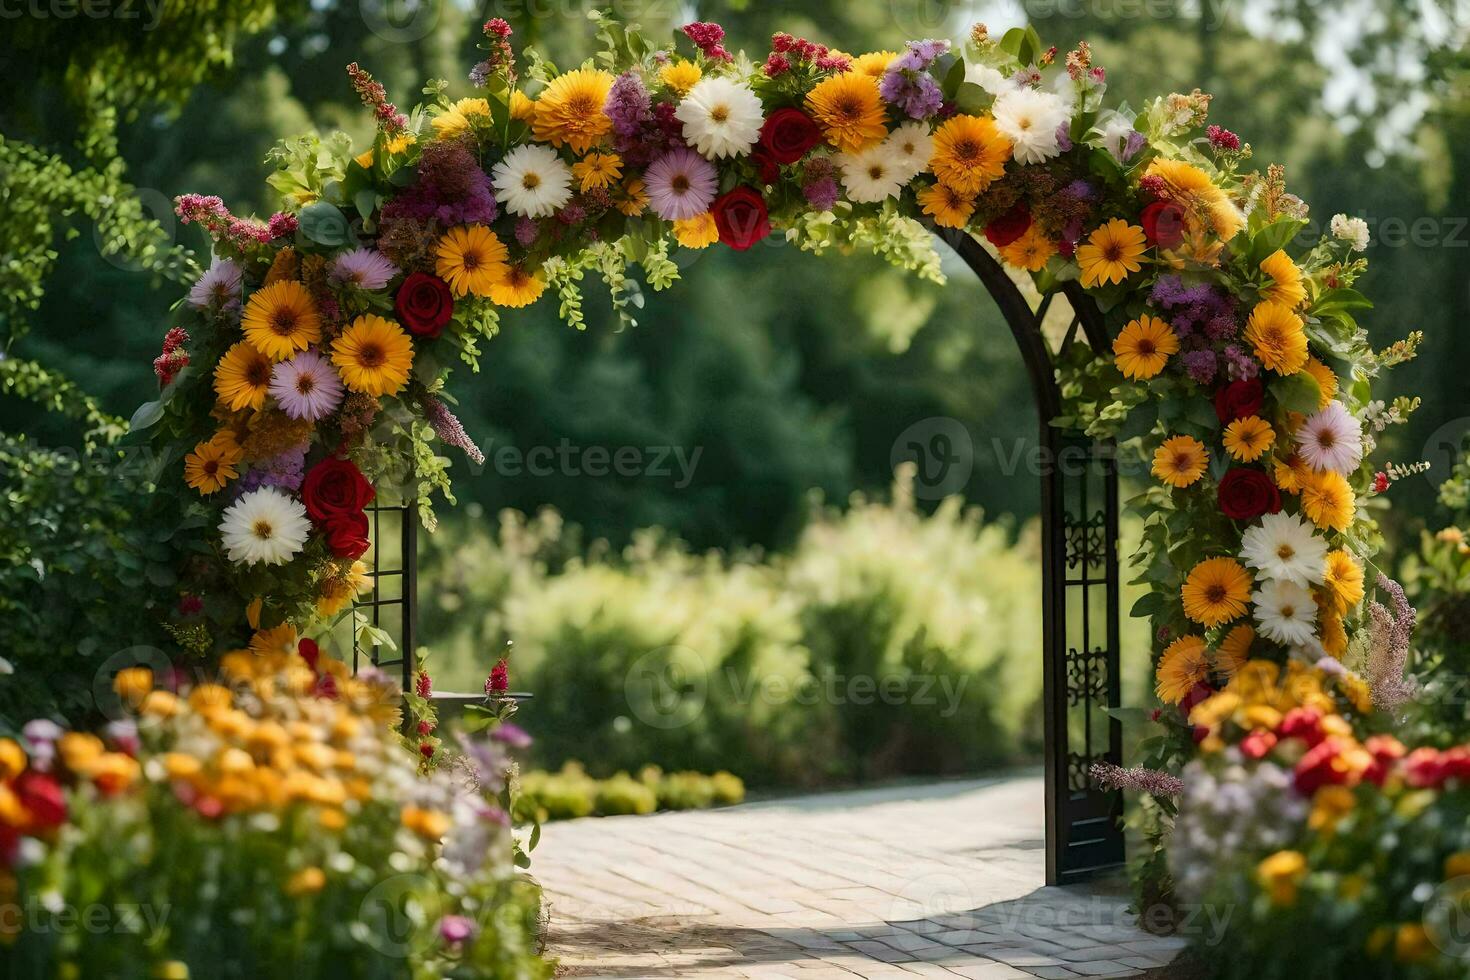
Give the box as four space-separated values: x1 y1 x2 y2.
1322 549 1365 612
488 265 546 309
1156 635 1210 705
916 182 976 229
1181 557 1253 627
532 69 615 152
929 114 1011 195
435 224 509 298
330 315 415 397
805 72 887 153
1214 624 1255 678
213 342 275 412
672 213 719 249
1260 249 1307 308
1112 316 1179 380
1244 301 1308 375
850 51 898 78
241 281 321 362
1153 435 1209 488
998 226 1057 272
1223 416 1276 462
183 432 244 495
1300 470 1355 532
1302 357 1338 409
1143 157 1243 243
1077 219 1147 287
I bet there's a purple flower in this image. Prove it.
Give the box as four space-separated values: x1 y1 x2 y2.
489 723 532 749
878 38 950 119
236 445 308 494
1223 344 1261 382
803 177 840 211
422 395 485 467
1181 349 1218 385
270 350 346 422
330 248 399 290
1055 122 1074 153
644 146 718 221
187 258 242 310
605 71 652 140
515 217 539 246
1122 130 1147 161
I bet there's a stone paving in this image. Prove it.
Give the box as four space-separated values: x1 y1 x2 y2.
535 772 1187 979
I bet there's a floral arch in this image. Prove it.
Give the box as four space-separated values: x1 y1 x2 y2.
134 17 1408 888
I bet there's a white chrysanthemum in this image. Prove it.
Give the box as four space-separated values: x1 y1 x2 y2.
1297 401 1364 475
1330 214 1370 252
991 87 1071 165
1252 579 1318 647
964 62 1011 95
491 144 573 218
1240 512 1328 588
836 144 907 204
219 486 311 566
675 76 764 159
883 121 933 180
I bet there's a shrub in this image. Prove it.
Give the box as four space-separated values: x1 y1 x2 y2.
517 764 744 823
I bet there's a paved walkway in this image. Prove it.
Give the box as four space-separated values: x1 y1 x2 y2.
535 773 1186 978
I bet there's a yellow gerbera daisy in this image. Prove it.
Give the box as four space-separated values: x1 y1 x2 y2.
1156 635 1210 705
1112 315 1178 380
533 68 615 153
1182 557 1253 627
1153 434 1209 488
435 224 509 298
998 226 1057 272
616 178 648 217
1300 470 1355 532
572 152 623 192
510 90 536 122
1302 357 1338 410
183 432 244 495
318 560 372 617
805 72 888 153
1214 623 1255 678
1322 549 1365 612
850 51 898 78
1318 604 1349 656
659 59 703 96
916 182 975 229
241 281 322 362
1260 249 1307 308
488 265 546 309
929 114 1011 195
1143 157 1243 243
1243 301 1308 375
331 315 415 397
214 342 275 412
1077 219 1147 287
432 98 491 139
673 213 719 249
1273 451 1312 494
1223 416 1276 462
249 623 299 657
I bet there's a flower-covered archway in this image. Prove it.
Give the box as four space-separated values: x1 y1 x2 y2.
134 17 1410 886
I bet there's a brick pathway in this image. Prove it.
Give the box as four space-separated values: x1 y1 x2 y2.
535 773 1186 978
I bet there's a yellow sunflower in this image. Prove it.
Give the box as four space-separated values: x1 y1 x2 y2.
1243 301 1308 375
1143 157 1243 243
241 281 322 362
431 98 491 139
488 265 546 309
1223 416 1276 462
1077 219 1148 287
929 114 1011 196
1156 635 1210 705
659 59 703 96
998 226 1058 272
1215 624 1255 678
1112 315 1179 380
533 69 615 153
1153 434 1209 488
1322 549 1365 612
510 90 536 122
1302 357 1338 410
850 51 899 78
1300 470 1355 532
183 432 244 495
1181 557 1253 627
1260 248 1307 308
331 315 415 397
805 72 888 153
435 224 509 298
916 182 975 229
572 152 623 192
673 213 719 249
214 342 275 412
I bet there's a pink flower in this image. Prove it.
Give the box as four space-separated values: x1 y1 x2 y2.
1296 401 1363 474
330 248 399 290
269 350 345 421
643 146 719 221
187 258 242 309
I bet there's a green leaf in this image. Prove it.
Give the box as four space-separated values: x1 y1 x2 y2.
1270 372 1322 415
128 399 165 432
299 201 352 247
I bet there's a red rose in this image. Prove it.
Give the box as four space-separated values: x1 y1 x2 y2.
984 204 1032 248
711 187 771 251
1217 468 1282 521
751 148 781 186
302 458 375 524
395 272 455 338
1214 378 1264 423
1278 707 1325 747
1140 200 1186 248
298 637 321 673
758 108 823 165
14 771 67 830
324 511 371 560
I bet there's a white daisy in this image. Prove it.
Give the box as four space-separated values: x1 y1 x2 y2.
883 121 933 180
491 144 573 218
1296 401 1363 475
1240 512 1328 588
219 486 312 566
675 76 764 160
1252 579 1318 647
991 87 1071 165
836 143 906 203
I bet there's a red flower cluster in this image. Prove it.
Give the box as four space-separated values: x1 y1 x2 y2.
486 658 510 695
1207 124 1241 151
302 458 375 560
1404 744 1470 789
153 326 190 388
681 22 732 62
764 32 851 75
345 61 408 133
984 204 1032 248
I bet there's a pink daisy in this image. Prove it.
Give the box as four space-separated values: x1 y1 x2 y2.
330 248 399 290
1296 400 1363 474
269 349 345 421
187 258 242 309
643 146 719 221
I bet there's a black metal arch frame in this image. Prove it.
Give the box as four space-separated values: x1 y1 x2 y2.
354 227 1126 887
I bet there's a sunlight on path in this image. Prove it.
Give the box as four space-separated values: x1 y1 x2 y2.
534 773 1186 978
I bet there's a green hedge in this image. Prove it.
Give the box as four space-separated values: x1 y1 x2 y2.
518 763 746 822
